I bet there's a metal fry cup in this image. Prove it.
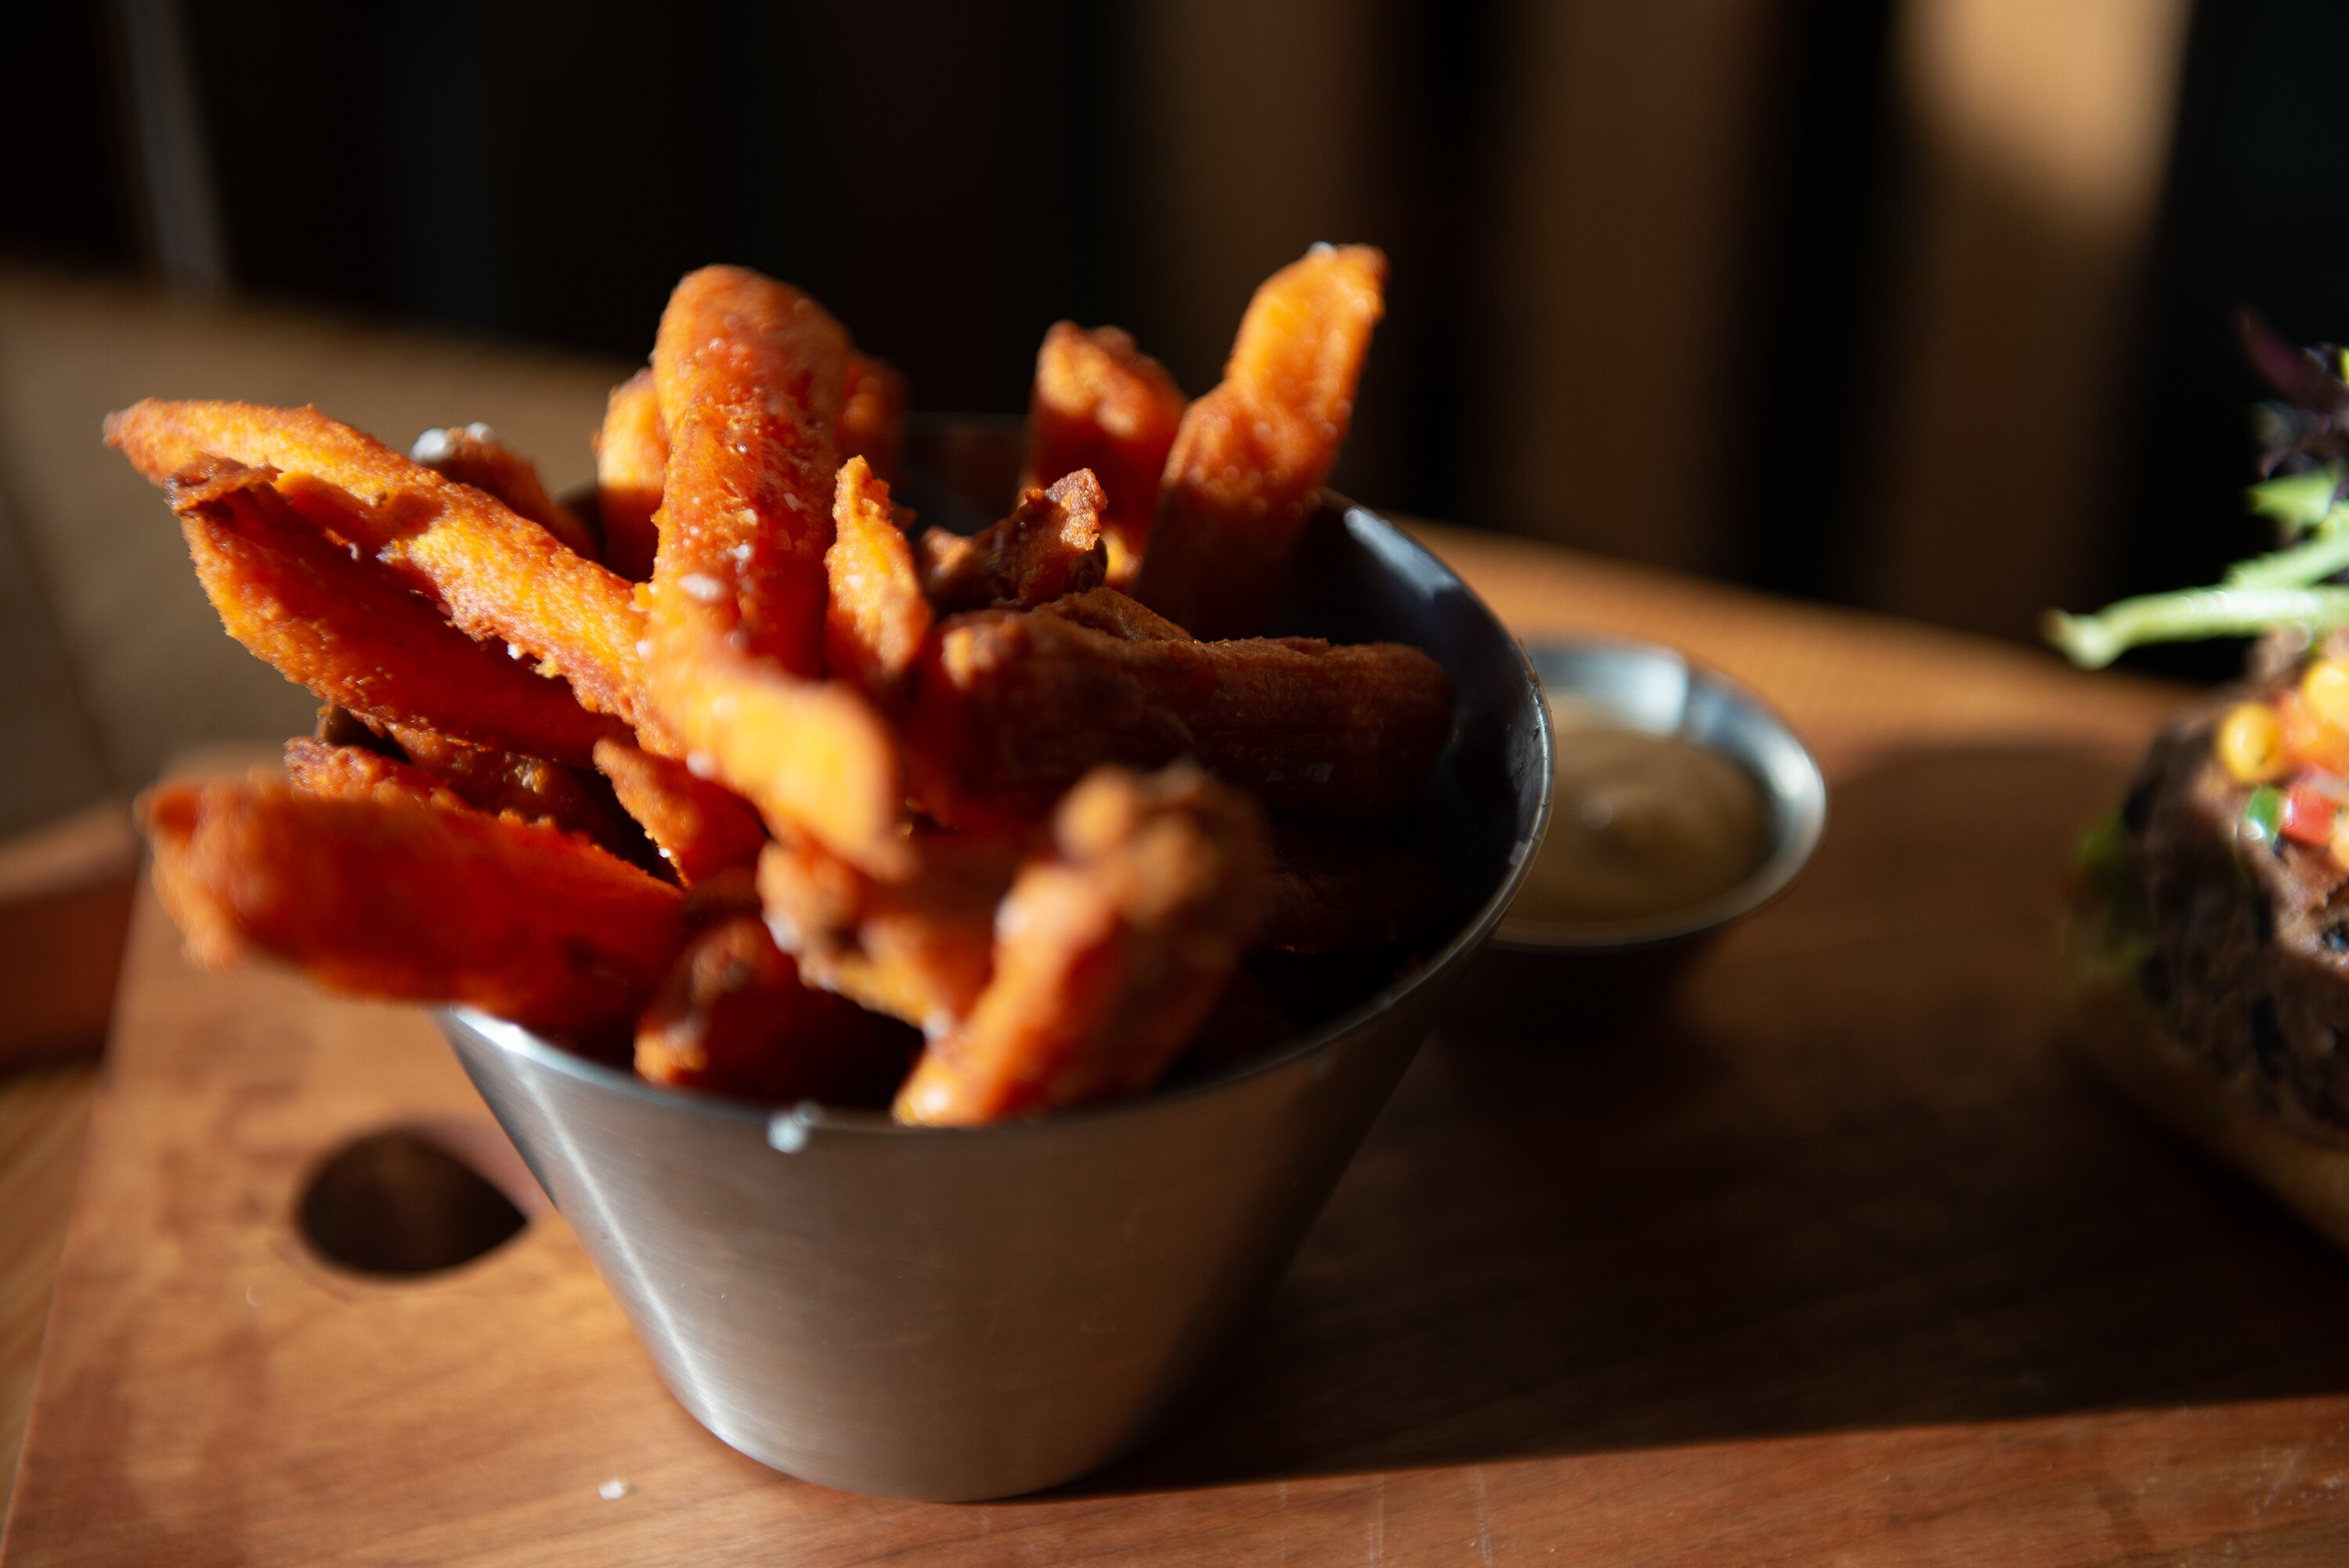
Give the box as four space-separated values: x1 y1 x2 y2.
438 431 1552 1501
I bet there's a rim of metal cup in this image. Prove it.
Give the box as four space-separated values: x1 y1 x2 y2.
445 498 1554 1143
1488 635 1824 956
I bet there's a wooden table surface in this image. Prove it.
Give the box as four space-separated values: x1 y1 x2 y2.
16 524 2349 1564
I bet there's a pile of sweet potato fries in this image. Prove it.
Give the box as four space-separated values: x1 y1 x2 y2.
113 243 1456 1125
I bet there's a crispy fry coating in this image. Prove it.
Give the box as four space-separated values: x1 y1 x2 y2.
140 776 685 1035
595 351 900 581
906 600 1190 831
1187 633 1452 818
893 764 1267 1124
649 263 847 677
1019 323 1184 586
842 351 907 486
759 827 1024 1033
117 258 1453 1125
758 809 1435 1036
635 917 918 1105
651 651 907 877
594 369 666 582
106 399 657 737
917 467 1107 613
907 589 1452 827
680 864 764 929
594 738 767 885
298 714 659 871
288 725 1428 1035
1134 244 1387 637
644 266 907 872
312 701 405 756
163 460 626 766
411 422 597 558
283 737 465 810
382 726 655 867
824 456 932 697
1034 584 1193 642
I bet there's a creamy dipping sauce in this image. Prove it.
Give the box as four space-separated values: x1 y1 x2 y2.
1505 697 1770 930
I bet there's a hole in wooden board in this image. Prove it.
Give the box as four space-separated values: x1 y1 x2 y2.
296 1120 543 1276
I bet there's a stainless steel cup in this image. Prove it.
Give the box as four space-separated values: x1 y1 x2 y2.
1492 638 1824 953
1450 636 1826 1040
438 433 1551 1501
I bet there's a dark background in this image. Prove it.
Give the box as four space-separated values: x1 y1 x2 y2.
8 0 2344 679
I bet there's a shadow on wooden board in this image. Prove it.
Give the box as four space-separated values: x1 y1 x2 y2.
1067 741 2349 1494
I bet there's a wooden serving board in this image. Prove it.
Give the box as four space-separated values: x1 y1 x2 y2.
14 531 2349 1564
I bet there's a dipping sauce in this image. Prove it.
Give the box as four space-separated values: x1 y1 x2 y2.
1505 697 1770 929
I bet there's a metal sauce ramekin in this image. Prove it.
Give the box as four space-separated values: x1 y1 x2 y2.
1453 636 1824 1039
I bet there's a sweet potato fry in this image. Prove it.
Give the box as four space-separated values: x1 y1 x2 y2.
651 648 907 876
283 737 465 810
917 467 1107 613
893 764 1266 1125
635 917 918 1105
649 263 847 677
411 422 597 558
1034 584 1192 642
106 399 657 737
594 369 666 582
1186 633 1452 818
1134 244 1387 637
164 460 626 766
314 701 403 755
1018 323 1184 586
384 726 657 868
594 738 767 884
644 267 907 872
824 456 931 697
758 820 1429 988
906 589 1452 827
759 827 1025 1033
680 864 764 928
140 776 685 1035
842 351 907 486
759 810 1434 1036
298 714 659 871
594 350 900 581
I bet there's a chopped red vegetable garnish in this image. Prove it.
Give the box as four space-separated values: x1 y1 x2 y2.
2282 782 2338 847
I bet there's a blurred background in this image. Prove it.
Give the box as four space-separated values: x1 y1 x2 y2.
0 0 2342 840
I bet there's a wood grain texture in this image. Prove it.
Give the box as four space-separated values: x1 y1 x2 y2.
0 1066 96 1530
19 529 2349 1563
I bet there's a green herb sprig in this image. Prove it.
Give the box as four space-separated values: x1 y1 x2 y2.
2044 464 2349 668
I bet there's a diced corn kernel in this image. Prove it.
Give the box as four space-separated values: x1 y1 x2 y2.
2330 804 2349 872
2217 701 2288 784
2305 661 2349 730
